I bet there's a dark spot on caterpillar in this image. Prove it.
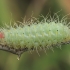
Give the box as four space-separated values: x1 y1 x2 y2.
57 42 58 44
35 41 37 42
4 44 8 48
37 23 38 24
39 45 42 47
51 44 54 47
57 30 58 31
28 25 30 26
63 24 66 26
48 40 49 41
61 42 64 44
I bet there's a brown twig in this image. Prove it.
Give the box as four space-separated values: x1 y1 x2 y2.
0 44 28 55
0 41 70 56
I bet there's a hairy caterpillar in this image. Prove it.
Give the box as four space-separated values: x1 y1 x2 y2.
0 18 70 56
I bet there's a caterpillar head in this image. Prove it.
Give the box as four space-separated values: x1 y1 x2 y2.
0 32 4 39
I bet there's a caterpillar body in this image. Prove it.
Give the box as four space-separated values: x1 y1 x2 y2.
0 20 70 55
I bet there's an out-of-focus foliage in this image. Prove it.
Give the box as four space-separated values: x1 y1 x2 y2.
0 0 70 70
0 0 10 27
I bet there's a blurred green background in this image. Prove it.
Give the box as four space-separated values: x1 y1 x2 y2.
0 0 70 70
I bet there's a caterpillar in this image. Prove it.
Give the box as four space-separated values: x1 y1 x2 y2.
0 18 70 57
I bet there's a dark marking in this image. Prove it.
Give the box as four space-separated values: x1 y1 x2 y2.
57 30 58 31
